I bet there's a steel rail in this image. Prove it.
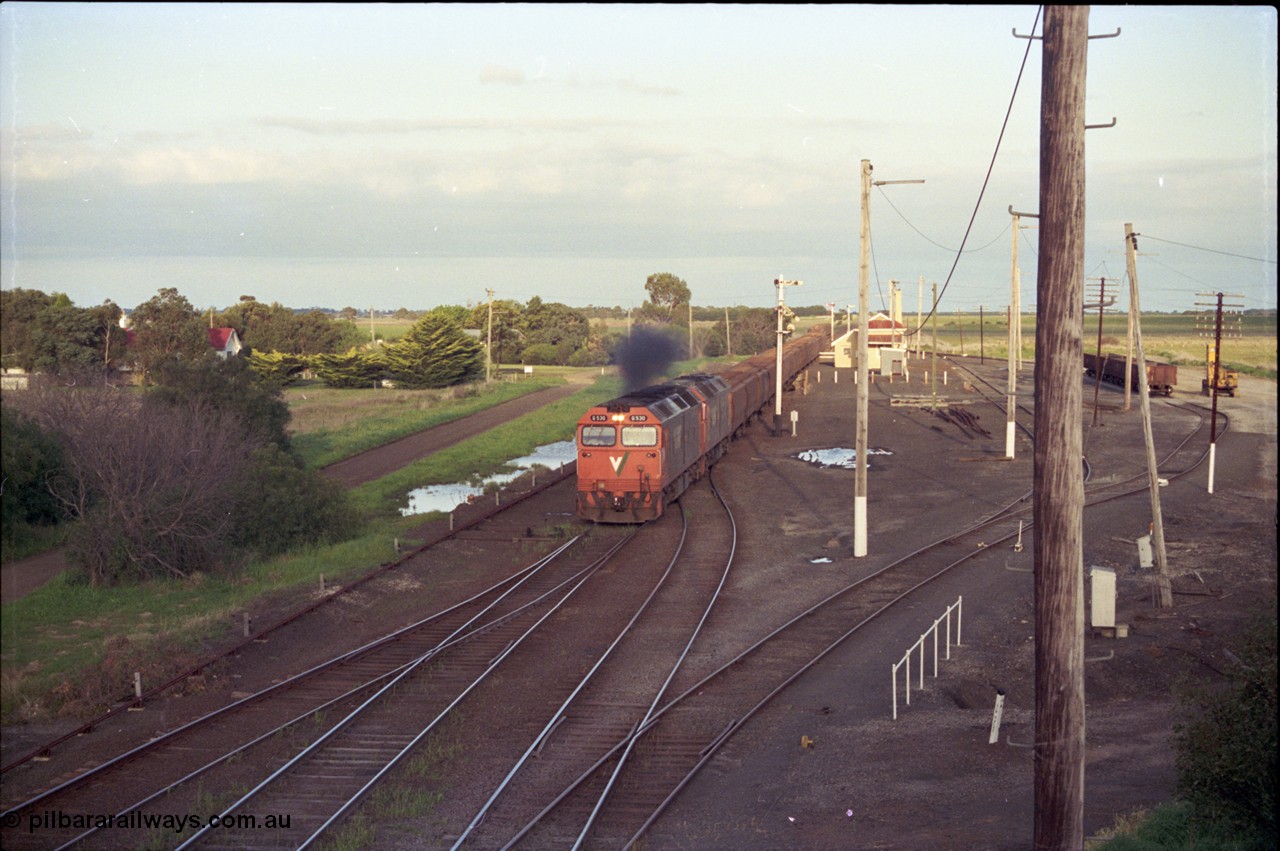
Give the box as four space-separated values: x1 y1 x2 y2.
175 533 634 850
0 536 582 823
449 507 691 849
572 472 738 849
617 401 1225 847
0 464 579 777
40 538 593 849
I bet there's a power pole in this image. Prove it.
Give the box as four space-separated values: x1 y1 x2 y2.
980 304 985 364
1125 224 1172 606
917 275 924 358
930 282 939 409
774 275 801 432
1033 7 1089 848
858 160 923 558
857 160 873 558
1085 276 1116 427
485 289 495 383
1196 290 1245 493
689 302 694 360
725 306 732 358
1008 206 1038 459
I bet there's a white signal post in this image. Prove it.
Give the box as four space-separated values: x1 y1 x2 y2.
774 276 802 431
857 160 923 557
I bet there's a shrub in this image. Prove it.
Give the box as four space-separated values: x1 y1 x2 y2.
1172 602 1277 845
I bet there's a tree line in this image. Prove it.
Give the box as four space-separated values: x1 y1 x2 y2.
0 272 789 582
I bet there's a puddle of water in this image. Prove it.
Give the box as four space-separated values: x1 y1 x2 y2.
797 447 894 469
401 440 577 516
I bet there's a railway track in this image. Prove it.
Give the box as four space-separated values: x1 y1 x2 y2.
0 533 634 850
3 367 1225 850
451 473 739 849
462 400 1222 849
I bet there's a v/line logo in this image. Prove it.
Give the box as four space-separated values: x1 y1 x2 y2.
609 452 630 477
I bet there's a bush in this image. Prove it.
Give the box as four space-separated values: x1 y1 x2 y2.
1172 603 1277 845
0 406 66 557
230 444 357 557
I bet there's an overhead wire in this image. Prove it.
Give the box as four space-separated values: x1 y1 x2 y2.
902 4 1042 341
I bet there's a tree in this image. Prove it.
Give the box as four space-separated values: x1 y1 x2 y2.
382 312 484 389
229 443 356 558
0 290 126 375
312 348 386 388
128 288 209 381
13 384 251 584
465 299 524 364
709 307 776 357
217 299 348 356
519 297 589 364
0 405 65 555
151 356 293 451
0 288 53 370
644 273 692 322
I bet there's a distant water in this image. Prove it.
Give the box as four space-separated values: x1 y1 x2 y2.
401 440 577 515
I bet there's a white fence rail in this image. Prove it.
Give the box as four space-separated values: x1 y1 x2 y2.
891 596 963 720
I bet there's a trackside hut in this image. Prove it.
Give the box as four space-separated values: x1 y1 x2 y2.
832 312 906 371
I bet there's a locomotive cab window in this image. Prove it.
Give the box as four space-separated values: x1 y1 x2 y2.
621 425 658 447
580 425 616 447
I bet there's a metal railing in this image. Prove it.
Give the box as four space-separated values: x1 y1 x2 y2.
891 596 963 719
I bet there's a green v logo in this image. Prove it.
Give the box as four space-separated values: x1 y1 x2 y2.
609 453 630 477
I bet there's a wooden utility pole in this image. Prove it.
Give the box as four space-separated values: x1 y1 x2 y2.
485 289 495 383
1086 277 1116 427
930 282 939 409
1125 224 1172 606
1033 7 1088 848
857 160 873 558
979 304 985 364
725 306 732 358
688 302 694 359
1008 206 1038 459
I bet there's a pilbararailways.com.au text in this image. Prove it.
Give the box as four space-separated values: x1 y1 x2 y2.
8 809 291 834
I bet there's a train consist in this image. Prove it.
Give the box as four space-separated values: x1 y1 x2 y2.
1083 352 1178 396
576 327 826 522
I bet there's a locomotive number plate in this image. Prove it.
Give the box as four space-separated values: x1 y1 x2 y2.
589 414 609 422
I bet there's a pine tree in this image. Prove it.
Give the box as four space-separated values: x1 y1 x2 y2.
382 313 483 389
312 348 385 388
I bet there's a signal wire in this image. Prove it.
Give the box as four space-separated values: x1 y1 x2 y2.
903 4 1042 342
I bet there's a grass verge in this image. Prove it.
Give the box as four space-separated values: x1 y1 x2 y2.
0 525 401 723
288 376 563 469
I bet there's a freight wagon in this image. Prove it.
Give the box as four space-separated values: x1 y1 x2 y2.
1083 352 1177 397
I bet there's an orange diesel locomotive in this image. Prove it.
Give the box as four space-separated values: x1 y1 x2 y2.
575 327 826 522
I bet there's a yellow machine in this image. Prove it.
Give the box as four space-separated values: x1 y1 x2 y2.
1203 344 1239 397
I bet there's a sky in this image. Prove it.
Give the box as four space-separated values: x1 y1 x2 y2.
1 4 1276 316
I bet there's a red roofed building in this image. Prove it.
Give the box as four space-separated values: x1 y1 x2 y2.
831 312 907 371
208 327 243 359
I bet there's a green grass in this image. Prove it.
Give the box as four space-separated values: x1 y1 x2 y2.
1088 802 1271 850
921 312 1277 379
0 526 402 722
348 374 622 518
287 376 564 469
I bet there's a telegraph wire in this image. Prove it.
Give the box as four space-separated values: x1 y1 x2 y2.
1141 234 1277 265
905 4 1042 338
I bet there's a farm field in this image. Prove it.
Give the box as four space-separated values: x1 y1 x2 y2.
903 311 1276 379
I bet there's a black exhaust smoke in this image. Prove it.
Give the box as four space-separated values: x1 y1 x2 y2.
616 326 680 392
